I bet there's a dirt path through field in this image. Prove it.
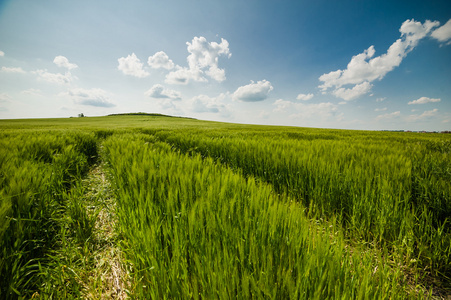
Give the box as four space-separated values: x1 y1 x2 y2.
80 163 129 299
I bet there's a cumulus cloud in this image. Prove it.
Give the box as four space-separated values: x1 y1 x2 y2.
187 36 231 81
0 51 4 57
296 93 314 101
233 80 273 102
117 53 149 78
375 111 401 121
143 84 184 112
159 99 179 110
431 19 451 44
400 19 439 44
408 96 441 105
33 69 76 84
62 88 115 107
53 56 78 70
166 36 231 84
191 95 220 113
407 109 438 122
1 66 26 73
376 97 386 102
145 84 181 100
332 81 373 101
165 66 206 85
273 99 292 113
273 99 338 120
375 107 387 112
190 93 231 117
148 51 175 70
319 19 440 100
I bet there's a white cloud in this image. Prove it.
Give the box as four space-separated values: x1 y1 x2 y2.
1 66 26 73
187 36 231 82
400 19 440 44
117 53 149 78
273 99 292 113
145 84 181 100
233 80 273 102
332 81 373 101
206 65 226 82
165 36 231 84
53 56 78 70
407 109 438 122
376 97 386 102
375 107 387 112
273 99 338 120
319 46 379 90
431 19 451 44
148 51 175 70
149 96 181 111
408 96 441 105
190 94 225 113
143 84 184 113
296 93 314 101
61 88 115 107
165 66 206 85
0 51 4 57
319 19 440 100
33 69 75 84
158 99 179 110
375 111 401 121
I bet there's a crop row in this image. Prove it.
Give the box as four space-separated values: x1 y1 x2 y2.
0 130 97 298
149 129 451 278
102 133 412 299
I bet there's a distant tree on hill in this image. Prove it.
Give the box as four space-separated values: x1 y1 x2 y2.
78 113 85 118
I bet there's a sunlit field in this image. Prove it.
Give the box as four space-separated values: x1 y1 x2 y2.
1 114 450 299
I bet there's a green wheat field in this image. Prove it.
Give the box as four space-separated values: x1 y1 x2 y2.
1 114 450 299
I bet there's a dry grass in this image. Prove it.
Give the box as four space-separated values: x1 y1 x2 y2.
80 164 129 299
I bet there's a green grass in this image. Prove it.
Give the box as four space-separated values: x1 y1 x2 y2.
0 115 450 298
0 130 97 298
151 127 451 279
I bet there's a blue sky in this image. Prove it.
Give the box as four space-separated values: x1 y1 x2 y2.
0 0 450 131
